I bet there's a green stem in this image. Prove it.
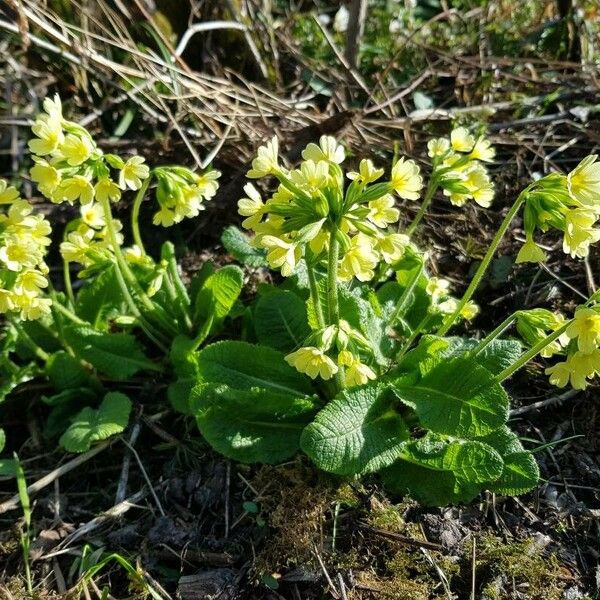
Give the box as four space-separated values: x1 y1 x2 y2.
8 316 49 361
131 177 151 255
469 313 518 357
437 191 528 337
51 300 87 325
396 313 434 362
495 320 570 383
405 177 438 237
190 314 214 352
99 196 176 338
327 225 345 390
307 262 326 329
389 261 424 327
62 259 75 306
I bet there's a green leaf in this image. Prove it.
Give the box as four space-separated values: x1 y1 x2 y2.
59 392 132 453
478 428 539 496
194 341 314 396
383 434 504 505
0 429 15 476
75 265 123 327
193 265 244 335
64 325 160 380
392 356 509 438
254 290 311 352
439 337 523 376
193 384 318 463
45 351 90 391
301 384 410 476
221 226 267 268
0 429 5 453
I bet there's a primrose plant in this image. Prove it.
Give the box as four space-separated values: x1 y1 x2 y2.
0 96 242 453
187 133 600 505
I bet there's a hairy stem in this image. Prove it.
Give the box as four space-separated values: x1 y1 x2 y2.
405 177 438 237
307 262 326 329
389 261 424 327
8 316 49 361
495 320 570 383
469 313 518 357
437 191 528 336
130 177 151 255
327 225 345 390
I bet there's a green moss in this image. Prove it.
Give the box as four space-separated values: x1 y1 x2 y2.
470 534 568 600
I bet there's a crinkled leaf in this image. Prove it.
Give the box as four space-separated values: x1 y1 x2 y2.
383 434 504 505
75 265 123 328
254 290 311 352
221 225 267 268
59 392 132 453
478 427 540 496
193 384 318 463
193 265 244 337
64 325 160 380
194 341 313 396
392 356 509 438
45 351 90 391
301 384 410 476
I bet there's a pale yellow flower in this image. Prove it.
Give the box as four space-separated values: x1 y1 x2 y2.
302 135 345 164
0 180 19 204
567 155 600 206
80 203 106 229
14 270 48 296
260 235 301 276
54 175 95 205
338 234 378 282
0 237 40 271
368 195 399 228
28 115 63 156
30 159 61 197
390 157 423 200
566 307 600 354
153 206 177 227
426 276 451 303
238 183 264 229
375 233 410 264
57 133 94 166
285 346 339 380
427 138 451 158
119 156 150 190
347 159 384 184
95 177 121 204
562 208 600 259
0 289 15 313
450 127 475 152
60 227 95 264
460 300 479 321
194 170 220 200
546 350 600 390
470 138 495 162
247 137 279 178
290 160 329 189
464 165 494 208
16 295 52 321
338 350 376 387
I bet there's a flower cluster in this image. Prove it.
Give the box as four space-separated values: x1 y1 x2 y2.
542 306 600 390
152 166 220 227
428 127 495 208
285 320 376 386
29 95 220 229
0 180 52 320
516 156 600 262
238 135 423 280
425 276 479 321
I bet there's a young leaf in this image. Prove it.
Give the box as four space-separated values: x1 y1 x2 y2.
59 392 132 453
45 351 90 391
193 383 318 463
478 427 540 496
301 384 410 476
75 265 123 328
383 434 504 505
193 265 244 334
254 290 311 352
194 341 314 396
64 326 160 380
221 225 267 268
392 356 509 438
